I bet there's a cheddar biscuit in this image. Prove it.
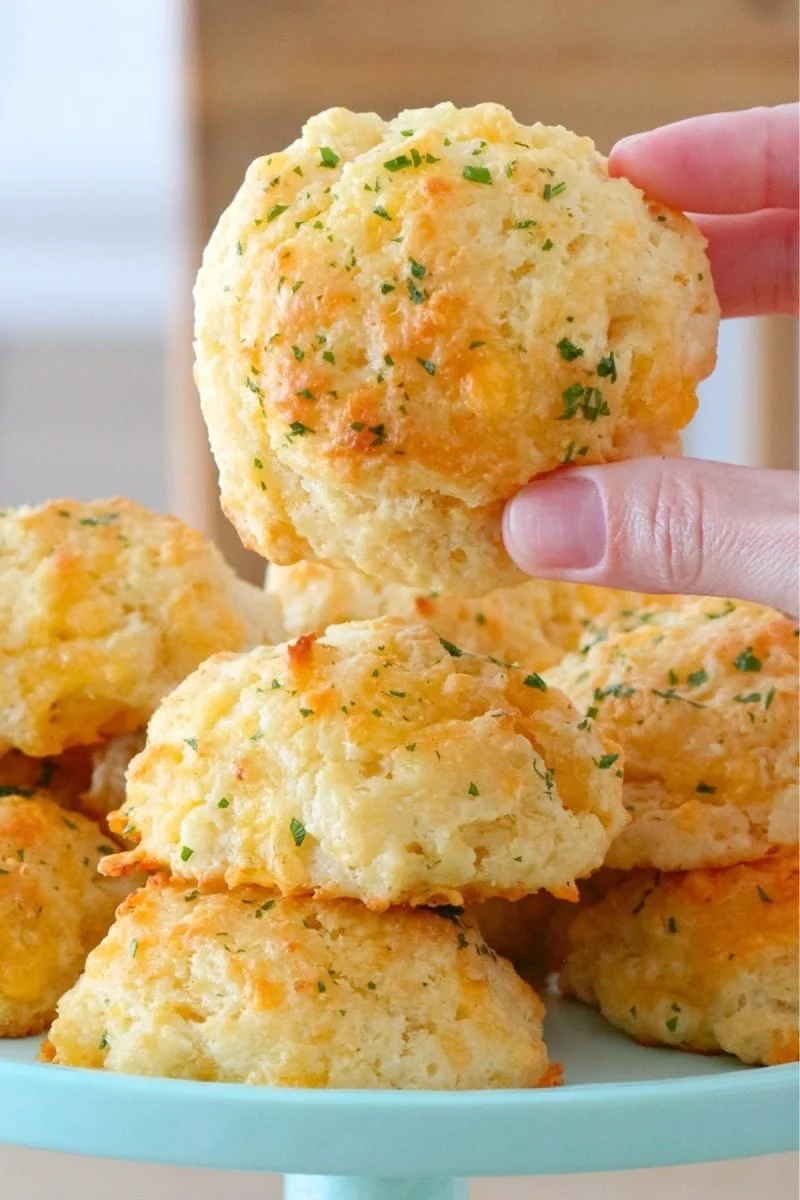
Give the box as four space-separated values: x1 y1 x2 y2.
105 617 626 907
549 598 798 869
0 498 281 757
0 791 132 1036
560 855 799 1065
268 560 658 670
195 102 718 594
44 880 552 1089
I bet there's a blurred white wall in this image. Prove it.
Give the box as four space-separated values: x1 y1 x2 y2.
0 0 184 512
0 0 183 334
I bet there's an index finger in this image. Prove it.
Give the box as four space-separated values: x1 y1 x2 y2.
609 104 799 215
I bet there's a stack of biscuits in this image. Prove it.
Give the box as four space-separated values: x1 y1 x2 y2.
0 498 279 1037
549 598 799 1066
39 101 795 1084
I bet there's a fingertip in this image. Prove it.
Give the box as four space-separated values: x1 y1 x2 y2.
608 131 648 177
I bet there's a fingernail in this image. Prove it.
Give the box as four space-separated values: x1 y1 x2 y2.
612 131 646 155
503 476 606 573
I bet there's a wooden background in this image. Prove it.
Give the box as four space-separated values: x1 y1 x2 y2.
175 0 799 577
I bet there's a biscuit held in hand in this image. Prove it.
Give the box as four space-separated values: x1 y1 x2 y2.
194 101 718 594
105 618 626 907
44 880 553 1089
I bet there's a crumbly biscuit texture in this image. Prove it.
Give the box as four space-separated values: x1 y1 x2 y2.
0 498 281 757
44 880 553 1089
268 561 659 670
549 598 799 869
560 854 799 1065
106 617 626 907
195 102 718 593
0 791 132 1036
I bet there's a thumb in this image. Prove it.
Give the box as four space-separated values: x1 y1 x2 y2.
502 458 799 617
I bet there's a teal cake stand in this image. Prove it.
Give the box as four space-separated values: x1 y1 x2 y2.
0 998 796 1198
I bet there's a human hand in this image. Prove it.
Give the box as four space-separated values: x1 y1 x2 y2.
503 104 799 617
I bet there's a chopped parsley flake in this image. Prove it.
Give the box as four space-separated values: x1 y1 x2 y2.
756 884 773 904
184 738 199 752
130 938 138 958
523 673 548 691
543 181 566 200
380 282 396 294
562 441 589 464
180 846 194 862
696 781 716 794
299 707 314 718
462 164 492 185
597 352 618 382
515 219 536 229
287 421 314 439
218 797 230 808
439 637 463 657
290 817 306 847
667 917 678 934
594 753 620 770
407 279 427 304
665 1015 679 1032
468 782 480 796
469 340 486 349
292 345 304 361
687 669 708 687
416 357 436 375
373 205 392 220
319 146 340 168
734 647 762 672
267 204 289 222
707 600 735 620
557 337 584 362
255 900 275 918
79 513 119 527
235 241 243 255
384 154 412 172
652 688 706 709
322 350 335 364
542 238 554 251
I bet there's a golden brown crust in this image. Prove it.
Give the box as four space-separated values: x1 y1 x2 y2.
549 597 799 869
559 854 799 1065
0 498 280 757
105 617 626 906
195 102 718 594
0 791 133 1036
46 879 552 1089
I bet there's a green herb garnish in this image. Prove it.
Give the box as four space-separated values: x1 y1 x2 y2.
462 164 492 185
